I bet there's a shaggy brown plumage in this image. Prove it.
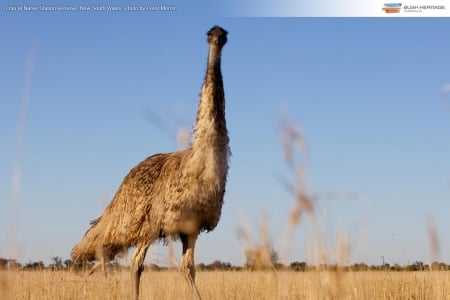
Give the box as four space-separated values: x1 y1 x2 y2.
71 26 229 300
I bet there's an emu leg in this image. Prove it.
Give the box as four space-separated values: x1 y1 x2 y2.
131 242 150 300
88 256 106 276
180 233 201 300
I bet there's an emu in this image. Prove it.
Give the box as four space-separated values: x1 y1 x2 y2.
71 26 229 300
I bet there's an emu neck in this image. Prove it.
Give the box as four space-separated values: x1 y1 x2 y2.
192 45 228 151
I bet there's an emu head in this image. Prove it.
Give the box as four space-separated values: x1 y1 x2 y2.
207 26 228 48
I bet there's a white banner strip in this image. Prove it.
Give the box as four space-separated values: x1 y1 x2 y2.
224 0 449 17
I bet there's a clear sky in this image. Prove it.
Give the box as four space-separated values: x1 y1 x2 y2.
1 4 450 267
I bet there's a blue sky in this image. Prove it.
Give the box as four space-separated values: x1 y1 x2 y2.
1 5 450 266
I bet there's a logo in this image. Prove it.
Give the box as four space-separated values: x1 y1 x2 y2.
382 3 402 13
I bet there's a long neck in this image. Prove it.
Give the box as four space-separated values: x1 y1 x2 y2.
192 45 228 149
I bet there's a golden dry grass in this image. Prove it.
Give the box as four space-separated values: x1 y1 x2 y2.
1 270 450 300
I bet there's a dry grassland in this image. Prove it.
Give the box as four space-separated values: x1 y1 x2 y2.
1 270 449 300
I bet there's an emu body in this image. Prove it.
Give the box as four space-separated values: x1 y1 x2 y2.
71 26 229 300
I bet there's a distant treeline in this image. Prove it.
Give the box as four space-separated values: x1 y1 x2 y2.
1 257 449 272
